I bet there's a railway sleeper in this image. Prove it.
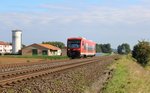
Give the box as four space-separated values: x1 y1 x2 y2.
2 75 6 78
11 81 16 84
27 78 30 80
17 80 21 83
31 77 35 79
22 79 26 81
39 74 43 77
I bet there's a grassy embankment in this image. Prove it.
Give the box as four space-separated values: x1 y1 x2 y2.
104 55 150 93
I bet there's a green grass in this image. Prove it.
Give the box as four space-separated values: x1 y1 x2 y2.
104 55 150 93
104 56 129 93
0 55 68 60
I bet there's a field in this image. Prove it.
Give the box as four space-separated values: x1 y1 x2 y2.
104 55 150 93
0 55 68 64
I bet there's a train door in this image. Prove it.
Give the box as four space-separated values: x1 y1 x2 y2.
85 43 88 57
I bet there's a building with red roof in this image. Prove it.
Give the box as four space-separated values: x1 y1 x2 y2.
22 43 61 56
0 41 12 54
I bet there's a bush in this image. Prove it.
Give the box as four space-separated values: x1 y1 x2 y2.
132 41 150 66
117 43 131 54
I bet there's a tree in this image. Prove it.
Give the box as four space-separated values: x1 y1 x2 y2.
96 44 102 52
132 41 150 66
42 41 65 49
96 43 112 53
101 44 112 53
117 43 131 54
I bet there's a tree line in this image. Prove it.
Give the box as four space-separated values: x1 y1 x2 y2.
96 43 131 54
117 43 131 54
97 41 150 66
117 41 150 66
42 41 65 49
96 44 112 53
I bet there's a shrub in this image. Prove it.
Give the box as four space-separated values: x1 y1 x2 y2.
117 43 131 54
132 41 150 66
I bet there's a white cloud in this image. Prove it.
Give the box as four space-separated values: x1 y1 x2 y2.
77 6 150 25
0 5 150 29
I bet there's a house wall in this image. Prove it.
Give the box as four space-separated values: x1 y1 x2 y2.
0 45 12 54
61 48 67 56
22 44 61 56
22 45 47 56
48 50 61 56
47 50 54 56
57 50 62 56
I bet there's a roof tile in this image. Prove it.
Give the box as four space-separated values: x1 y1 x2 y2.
0 41 10 45
38 44 60 50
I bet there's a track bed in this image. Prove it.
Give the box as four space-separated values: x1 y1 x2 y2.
0 56 119 93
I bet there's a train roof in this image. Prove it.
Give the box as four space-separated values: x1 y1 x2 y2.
67 37 86 40
67 37 96 43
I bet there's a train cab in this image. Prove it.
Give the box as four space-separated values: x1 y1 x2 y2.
67 37 96 58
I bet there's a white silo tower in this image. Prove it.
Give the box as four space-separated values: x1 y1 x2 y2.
12 30 22 54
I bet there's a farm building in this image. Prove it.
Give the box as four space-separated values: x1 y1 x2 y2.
0 41 12 54
61 47 67 56
22 43 61 56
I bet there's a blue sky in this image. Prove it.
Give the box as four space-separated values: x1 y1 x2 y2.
0 0 141 12
1 0 150 49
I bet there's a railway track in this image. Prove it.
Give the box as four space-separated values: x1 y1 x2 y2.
0 56 119 87
0 58 99 80
0 57 100 73
0 57 106 87
0 59 70 73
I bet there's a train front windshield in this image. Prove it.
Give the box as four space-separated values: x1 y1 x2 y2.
67 40 81 48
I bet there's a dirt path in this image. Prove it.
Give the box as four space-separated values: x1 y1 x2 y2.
0 57 44 64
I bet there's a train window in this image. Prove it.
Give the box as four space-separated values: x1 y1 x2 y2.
87 45 95 51
68 40 80 44
69 44 80 48
67 40 81 48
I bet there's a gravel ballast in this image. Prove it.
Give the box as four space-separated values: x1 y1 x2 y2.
0 58 115 93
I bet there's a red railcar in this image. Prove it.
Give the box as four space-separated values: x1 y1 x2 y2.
67 37 96 58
